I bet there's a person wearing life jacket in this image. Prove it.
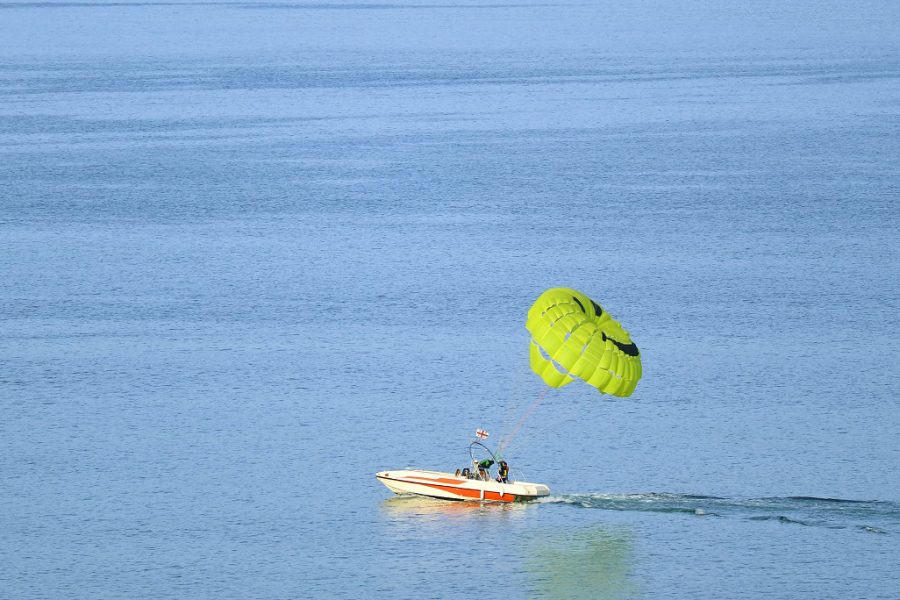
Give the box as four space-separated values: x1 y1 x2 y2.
497 460 509 483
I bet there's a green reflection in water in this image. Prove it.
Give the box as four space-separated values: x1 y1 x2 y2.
528 527 635 600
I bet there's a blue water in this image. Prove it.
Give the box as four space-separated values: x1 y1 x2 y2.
2 1 900 598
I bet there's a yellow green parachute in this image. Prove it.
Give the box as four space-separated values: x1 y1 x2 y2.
526 288 642 397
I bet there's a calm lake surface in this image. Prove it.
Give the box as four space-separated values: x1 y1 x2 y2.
2 1 900 598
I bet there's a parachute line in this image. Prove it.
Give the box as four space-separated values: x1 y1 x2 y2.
497 387 547 457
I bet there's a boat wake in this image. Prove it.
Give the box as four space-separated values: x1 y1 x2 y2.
538 493 898 534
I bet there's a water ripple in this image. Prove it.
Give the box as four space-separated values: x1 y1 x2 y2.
540 493 899 533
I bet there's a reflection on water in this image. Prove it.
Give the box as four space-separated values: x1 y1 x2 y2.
380 495 537 520
527 527 635 600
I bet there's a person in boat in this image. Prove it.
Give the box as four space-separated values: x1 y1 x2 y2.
496 460 509 483
476 458 494 481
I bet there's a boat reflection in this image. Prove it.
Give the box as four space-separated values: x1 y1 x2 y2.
380 495 538 520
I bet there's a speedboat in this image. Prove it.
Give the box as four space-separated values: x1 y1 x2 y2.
376 441 550 503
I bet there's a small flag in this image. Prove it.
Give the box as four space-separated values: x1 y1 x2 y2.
475 428 489 439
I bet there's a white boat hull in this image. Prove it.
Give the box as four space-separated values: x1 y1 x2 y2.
376 469 550 502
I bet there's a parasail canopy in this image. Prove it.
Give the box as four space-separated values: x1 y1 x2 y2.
525 287 642 397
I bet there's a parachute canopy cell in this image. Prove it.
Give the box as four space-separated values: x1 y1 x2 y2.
525 288 642 397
